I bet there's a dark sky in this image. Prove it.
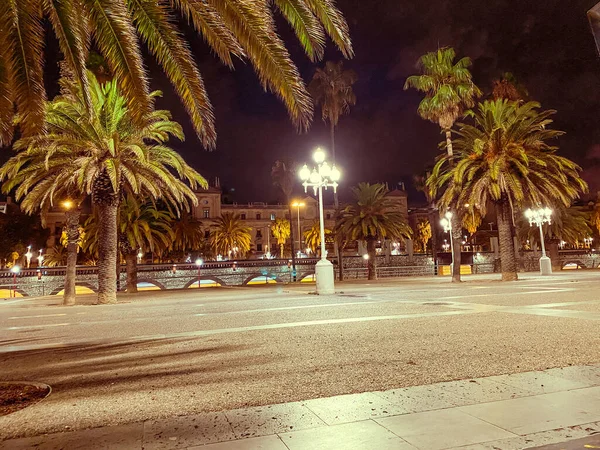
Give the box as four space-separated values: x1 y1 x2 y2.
47 0 600 205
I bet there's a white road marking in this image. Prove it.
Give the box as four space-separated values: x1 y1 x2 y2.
6 323 70 330
8 313 67 320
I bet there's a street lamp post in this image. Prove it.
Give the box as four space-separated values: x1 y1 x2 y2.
195 258 203 289
299 148 341 295
37 249 44 267
525 207 553 275
440 211 455 276
291 201 305 255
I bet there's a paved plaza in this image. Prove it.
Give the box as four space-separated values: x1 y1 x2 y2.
0 272 600 448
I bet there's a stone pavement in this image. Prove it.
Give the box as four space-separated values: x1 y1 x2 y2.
2 364 600 450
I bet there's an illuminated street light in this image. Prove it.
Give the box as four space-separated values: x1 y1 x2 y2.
37 249 44 267
440 211 455 275
25 245 32 269
299 147 341 295
525 207 553 275
10 265 20 298
137 249 144 264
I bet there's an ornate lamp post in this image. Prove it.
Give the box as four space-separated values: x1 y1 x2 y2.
291 201 305 255
37 249 44 267
440 211 455 275
299 148 341 295
525 207 553 275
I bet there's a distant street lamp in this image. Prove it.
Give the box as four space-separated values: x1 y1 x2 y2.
37 249 44 267
195 258 203 289
291 201 306 254
584 237 594 249
137 249 144 264
299 148 341 295
525 207 553 275
440 211 455 275
10 265 20 297
25 246 32 269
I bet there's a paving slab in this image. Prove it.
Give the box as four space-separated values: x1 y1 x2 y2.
374 383 464 413
280 419 417 450
302 391 410 425
187 434 288 450
488 370 591 395
142 412 235 449
0 423 143 450
525 432 600 449
439 377 531 405
543 366 600 387
375 408 516 450
459 387 600 436
224 402 325 439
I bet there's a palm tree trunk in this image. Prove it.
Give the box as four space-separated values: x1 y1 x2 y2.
125 252 138 293
330 121 345 281
496 200 518 281
451 212 462 282
366 238 377 280
63 208 81 306
445 129 454 157
96 201 119 303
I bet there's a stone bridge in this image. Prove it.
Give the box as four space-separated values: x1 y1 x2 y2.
0 259 323 298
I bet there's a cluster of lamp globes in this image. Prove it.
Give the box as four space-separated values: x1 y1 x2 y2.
298 148 341 193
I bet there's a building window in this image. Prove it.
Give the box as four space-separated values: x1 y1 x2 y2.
270 213 276 220
256 230 262 238
256 213 261 220
257 244 263 252
203 208 210 218
241 213 246 220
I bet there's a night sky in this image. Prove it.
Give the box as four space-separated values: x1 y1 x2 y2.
43 0 600 205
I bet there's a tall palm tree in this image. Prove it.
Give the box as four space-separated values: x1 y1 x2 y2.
405 47 481 282
429 100 587 281
0 0 352 147
416 219 432 254
0 71 206 304
271 218 291 258
336 183 412 280
309 60 356 280
304 220 331 256
309 60 357 165
271 160 296 269
210 212 251 259
59 203 85 305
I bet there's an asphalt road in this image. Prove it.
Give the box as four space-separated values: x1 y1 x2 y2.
1 272 600 440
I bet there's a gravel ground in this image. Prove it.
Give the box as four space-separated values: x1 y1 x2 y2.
0 272 599 439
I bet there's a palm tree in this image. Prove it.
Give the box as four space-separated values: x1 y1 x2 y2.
309 61 357 165
462 207 482 237
271 218 291 258
271 160 297 269
413 172 439 260
492 73 528 102
304 220 332 256
405 47 481 282
210 213 251 259
58 208 86 305
118 197 174 293
429 100 588 281
0 0 352 147
0 71 206 304
416 219 432 254
171 210 205 255
309 61 356 279
44 246 68 268
336 183 412 280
